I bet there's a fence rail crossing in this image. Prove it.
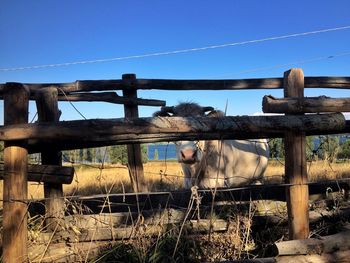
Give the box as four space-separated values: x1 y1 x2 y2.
1 69 350 262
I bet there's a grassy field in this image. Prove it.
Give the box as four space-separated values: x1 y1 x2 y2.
65 159 350 195
1 160 349 261
0 160 349 200
63 161 185 196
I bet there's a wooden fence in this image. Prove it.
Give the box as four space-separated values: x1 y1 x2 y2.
1 69 350 262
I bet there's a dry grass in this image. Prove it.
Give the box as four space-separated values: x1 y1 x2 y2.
2 160 349 261
0 160 349 201
63 161 185 196
67 160 350 197
265 160 350 184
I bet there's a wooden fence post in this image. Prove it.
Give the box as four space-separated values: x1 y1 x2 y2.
122 74 148 192
35 87 64 231
284 68 309 239
3 83 29 263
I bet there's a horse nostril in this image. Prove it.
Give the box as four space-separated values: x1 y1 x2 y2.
180 149 196 163
192 149 197 159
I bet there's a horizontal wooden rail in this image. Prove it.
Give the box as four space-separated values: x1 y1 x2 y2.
1 76 350 95
37 219 228 244
28 214 350 262
0 113 346 153
133 76 350 90
0 80 124 94
28 180 349 214
263 95 350 113
0 113 345 141
0 164 74 184
62 207 350 231
29 218 227 262
57 92 165 106
0 114 346 153
0 90 165 106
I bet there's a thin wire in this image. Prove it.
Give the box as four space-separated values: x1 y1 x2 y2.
213 51 350 78
57 87 87 120
4 177 350 204
1 25 350 72
29 112 38 123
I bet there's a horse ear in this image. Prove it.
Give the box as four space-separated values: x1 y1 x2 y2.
202 106 214 114
153 106 174 117
206 110 224 117
153 111 170 117
161 106 175 114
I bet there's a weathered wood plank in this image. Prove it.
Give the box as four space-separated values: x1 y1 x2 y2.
27 241 350 263
122 74 147 192
1 76 350 94
63 208 187 229
29 216 227 260
2 83 29 263
0 164 74 184
27 209 350 262
0 114 345 143
57 92 166 106
135 76 350 90
217 258 276 263
133 78 284 90
0 80 124 93
28 180 349 215
21 88 165 106
304 76 350 88
28 240 119 263
284 68 309 240
250 206 350 228
36 87 65 231
225 251 350 263
36 219 228 244
63 205 350 231
25 117 350 153
275 251 350 263
274 225 350 255
263 95 350 113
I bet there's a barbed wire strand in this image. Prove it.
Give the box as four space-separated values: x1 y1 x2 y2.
3 176 350 204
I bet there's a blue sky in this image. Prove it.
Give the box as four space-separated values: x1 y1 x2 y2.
1 1 350 124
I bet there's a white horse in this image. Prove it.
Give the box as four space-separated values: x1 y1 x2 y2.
154 103 269 188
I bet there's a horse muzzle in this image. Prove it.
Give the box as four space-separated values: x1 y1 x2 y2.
180 148 198 164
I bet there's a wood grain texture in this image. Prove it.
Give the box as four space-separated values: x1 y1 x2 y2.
275 227 350 255
122 74 147 192
0 113 345 143
26 180 350 215
0 164 74 184
1 76 350 94
283 69 309 240
263 95 350 113
35 87 65 231
57 92 166 106
2 82 29 263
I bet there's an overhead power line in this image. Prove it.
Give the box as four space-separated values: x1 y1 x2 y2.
1 25 350 72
